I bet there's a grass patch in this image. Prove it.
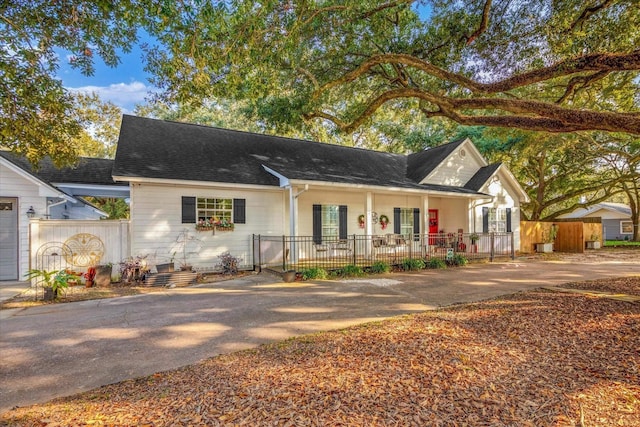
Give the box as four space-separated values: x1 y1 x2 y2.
605 240 640 247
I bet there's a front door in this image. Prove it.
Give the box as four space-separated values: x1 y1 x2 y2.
428 209 438 244
0 198 19 280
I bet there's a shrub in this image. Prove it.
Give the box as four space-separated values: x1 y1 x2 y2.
301 267 328 280
451 254 468 266
401 258 426 271
218 251 242 274
426 258 447 269
370 261 391 274
333 264 364 277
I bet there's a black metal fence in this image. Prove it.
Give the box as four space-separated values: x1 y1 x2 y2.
253 232 515 271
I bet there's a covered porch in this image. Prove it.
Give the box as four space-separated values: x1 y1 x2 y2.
253 232 515 272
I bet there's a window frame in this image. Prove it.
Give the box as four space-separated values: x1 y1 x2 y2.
620 220 633 234
197 197 233 223
488 208 507 233
399 208 414 236
321 205 340 240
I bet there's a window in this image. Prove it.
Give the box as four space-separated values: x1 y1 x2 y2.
621 221 633 234
399 208 414 236
488 208 507 233
197 198 232 222
322 205 340 239
313 204 347 243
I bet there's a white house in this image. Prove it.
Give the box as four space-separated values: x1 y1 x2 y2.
112 115 529 270
0 152 125 280
559 202 634 241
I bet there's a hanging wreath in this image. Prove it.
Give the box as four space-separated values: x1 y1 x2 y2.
357 214 365 228
379 214 389 230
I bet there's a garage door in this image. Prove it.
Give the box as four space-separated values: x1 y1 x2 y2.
0 198 19 280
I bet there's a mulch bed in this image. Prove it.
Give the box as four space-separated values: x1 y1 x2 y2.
2 276 638 426
0 272 251 310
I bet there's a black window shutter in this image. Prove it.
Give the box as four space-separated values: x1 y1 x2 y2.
339 205 348 240
413 208 420 239
482 207 489 233
394 208 401 234
313 204 322 244
182 196 196 223
233 199 246 224
506 208 512 232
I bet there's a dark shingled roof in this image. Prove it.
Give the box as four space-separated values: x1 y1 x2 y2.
113 115 486 196
0 151 123 186
406 138 466 183
464 163 502 191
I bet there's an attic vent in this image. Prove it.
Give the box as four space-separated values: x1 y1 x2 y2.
459 149 466 158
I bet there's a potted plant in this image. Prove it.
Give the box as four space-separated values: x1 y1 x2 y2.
173 229 201 271
94 263 113 287
586 233 601 249
25 269 76 301
536 225 558 253
195 218 216 231
120 255 149 282
84 266 96 288
282 270 297 282
214 217 234 231
469 232 479 253
156 254 175 273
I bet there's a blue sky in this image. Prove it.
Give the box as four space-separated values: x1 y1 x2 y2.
58 39 155 113
58 4 432 113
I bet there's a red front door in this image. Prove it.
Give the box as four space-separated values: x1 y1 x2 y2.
428 209 438 244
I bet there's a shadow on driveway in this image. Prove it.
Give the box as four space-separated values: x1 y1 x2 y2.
1 257 639 413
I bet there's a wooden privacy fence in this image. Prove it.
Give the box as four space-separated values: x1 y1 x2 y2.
520 220 603 253
29 219 130 271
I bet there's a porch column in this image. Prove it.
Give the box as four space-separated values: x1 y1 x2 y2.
422 196 429 252
288 186 298 264
365 192 373 257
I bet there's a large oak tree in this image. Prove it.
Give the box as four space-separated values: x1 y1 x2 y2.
146 0 640 136
0 1 151 165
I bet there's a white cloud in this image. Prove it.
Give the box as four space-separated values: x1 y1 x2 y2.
67 81 155 112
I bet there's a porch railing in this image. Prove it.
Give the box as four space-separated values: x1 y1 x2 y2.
253 232 515 271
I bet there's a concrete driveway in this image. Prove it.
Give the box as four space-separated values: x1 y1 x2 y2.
1 257 639 413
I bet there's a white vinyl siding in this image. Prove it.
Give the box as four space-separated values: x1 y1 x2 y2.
421 143 484 186
0 163 55 279
129 183 284 269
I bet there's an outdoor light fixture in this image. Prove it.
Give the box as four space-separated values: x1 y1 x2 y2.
26 206 35 218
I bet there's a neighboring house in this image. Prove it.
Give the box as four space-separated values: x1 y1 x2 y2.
559 202 634 241
113 115 529 269
0 151 127 280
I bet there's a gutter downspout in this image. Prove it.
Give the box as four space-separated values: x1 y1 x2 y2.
46 198 68 219
288 184 309 264
471 197 494 234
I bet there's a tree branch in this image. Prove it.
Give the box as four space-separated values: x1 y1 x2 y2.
358 0 414 20
569 0 615 31
311 87 640 134
466 0 492 45
315 51 640 98
556 70 610 103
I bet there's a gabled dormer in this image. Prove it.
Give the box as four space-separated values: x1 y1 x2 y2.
406 138 488 187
